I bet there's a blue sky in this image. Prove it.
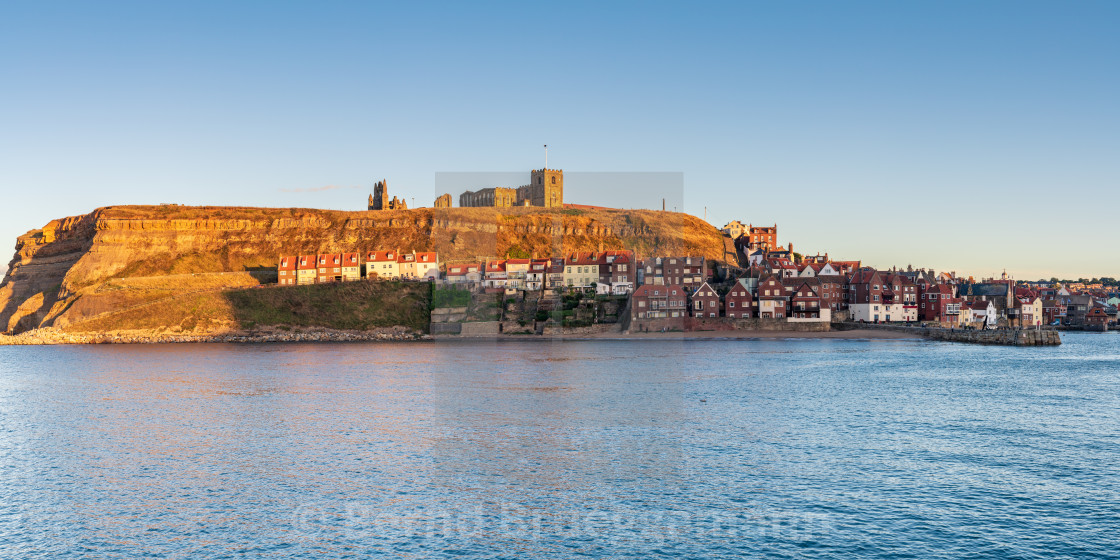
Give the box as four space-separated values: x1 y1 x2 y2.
2 1 1117 279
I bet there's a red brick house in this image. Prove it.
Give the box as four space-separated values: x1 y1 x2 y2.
1085 306 1109 331
848 269 884 322
919 283 962 324
277 255 297 286
316 253 343 283
630 284 688 331
1084 309 1111 329
638 256 706 287
745 224 778 252
1042 299 1066 325
597 250 636 294
725 279 754 319
817 274 848 313
757 274 788 319
691 282 720 318
789 281 822 319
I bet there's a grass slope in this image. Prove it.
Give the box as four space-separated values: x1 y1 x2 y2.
225 280 432 333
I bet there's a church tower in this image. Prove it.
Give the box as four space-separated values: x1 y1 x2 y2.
529 168 563 207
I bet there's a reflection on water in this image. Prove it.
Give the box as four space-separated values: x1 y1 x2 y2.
1 334 1119 558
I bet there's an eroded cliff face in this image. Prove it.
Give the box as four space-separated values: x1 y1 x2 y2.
0 205 730 334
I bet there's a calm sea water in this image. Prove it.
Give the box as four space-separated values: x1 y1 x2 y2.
1 333 1119 559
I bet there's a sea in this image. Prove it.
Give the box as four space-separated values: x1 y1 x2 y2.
1 332 1118 559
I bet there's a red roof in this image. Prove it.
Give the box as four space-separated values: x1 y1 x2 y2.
446 263 482 276
366 250 398 262
316 253 341 267
566 252 600 266
278 256 297 271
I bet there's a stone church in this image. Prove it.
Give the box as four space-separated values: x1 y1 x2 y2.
459 168 563 208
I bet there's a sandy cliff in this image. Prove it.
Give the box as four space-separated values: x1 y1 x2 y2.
0 205 731 334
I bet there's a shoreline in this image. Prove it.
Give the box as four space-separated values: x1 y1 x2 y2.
0 327 431 346
587 328 921 340
1 327 921 345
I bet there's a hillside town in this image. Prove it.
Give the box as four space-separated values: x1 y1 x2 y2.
275 223 1118 333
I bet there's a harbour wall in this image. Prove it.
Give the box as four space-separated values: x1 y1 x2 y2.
835 323 1061 346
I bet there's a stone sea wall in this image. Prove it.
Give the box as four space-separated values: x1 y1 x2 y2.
834 323 1061 346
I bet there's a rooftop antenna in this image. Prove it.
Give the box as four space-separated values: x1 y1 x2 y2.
544 144 548 168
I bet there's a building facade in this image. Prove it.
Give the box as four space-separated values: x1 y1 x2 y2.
278 256 297 286
725 280 754 319
630 285 688 331
746 225 778 252
638 256 706 287
691 282 720 318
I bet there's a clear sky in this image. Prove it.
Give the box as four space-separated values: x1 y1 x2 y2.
2 1 1117 280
